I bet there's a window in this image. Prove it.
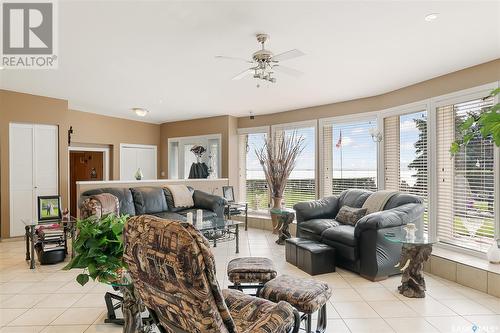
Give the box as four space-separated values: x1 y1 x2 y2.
239 131 269 211
273 123 316 208
384 110 428 232
322 119 378 196
436 96 496 252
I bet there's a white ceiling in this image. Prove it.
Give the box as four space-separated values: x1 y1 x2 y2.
1 1 499 124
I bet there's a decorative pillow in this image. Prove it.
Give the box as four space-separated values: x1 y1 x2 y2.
163 185 194 209
335 205 367 226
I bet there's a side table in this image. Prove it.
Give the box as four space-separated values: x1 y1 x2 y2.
226 202 248 231
384 227 434 298
269 208 295 245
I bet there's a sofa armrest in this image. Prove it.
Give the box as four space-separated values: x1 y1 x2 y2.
293 196 339 223
354 203 425 237
192 190 227 217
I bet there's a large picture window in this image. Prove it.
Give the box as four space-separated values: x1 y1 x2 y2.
436 96 496 252
322 119 378 196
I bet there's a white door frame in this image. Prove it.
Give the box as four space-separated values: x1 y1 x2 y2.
119 143 158 180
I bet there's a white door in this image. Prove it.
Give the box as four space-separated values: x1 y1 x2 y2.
9 124 59 237
120 144 157 180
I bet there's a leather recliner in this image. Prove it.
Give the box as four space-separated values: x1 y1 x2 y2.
293 189 424 281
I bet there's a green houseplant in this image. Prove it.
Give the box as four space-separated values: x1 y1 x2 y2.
64 214 144 333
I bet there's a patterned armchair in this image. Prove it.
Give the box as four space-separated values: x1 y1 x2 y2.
123 215 299 333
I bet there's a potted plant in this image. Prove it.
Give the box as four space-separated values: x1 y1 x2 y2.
256 131 305 233
64 214 143 333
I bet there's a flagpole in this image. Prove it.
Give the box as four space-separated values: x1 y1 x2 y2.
340 142 343 179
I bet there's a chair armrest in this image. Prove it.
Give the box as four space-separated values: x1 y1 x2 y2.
244 301 299 333
354 203 425 237
293 196 339 223
193 190 227 217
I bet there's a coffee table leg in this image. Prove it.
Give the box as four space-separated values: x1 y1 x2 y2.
235 224 239 254
25 226 30 261
245 203 248 231
30 226 35 269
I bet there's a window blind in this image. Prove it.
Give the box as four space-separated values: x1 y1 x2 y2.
436 96 495 252
274 125 316 208
239 132 270 211
322 119 378 196
384 111 429 233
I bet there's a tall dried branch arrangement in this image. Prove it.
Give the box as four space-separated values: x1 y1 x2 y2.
255 130 305 198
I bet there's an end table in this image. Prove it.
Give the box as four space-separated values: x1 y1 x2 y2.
269 208 295 245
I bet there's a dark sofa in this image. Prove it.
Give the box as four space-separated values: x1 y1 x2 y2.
79 186 226 221
293 189 424 281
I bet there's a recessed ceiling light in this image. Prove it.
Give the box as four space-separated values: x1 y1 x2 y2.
132 107 149 117
424 13 439 22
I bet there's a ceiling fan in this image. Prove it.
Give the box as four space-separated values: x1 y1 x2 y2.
215 33 305 83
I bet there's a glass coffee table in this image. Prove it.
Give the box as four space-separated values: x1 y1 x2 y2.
384 226 435 298
196 218 243 253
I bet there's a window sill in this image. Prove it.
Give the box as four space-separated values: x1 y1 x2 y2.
431 245 500 275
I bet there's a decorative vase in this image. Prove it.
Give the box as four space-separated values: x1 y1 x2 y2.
270 197 282 234
134 168 143 180
487 239 500 264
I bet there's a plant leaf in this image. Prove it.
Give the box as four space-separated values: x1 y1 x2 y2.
76 273 90 286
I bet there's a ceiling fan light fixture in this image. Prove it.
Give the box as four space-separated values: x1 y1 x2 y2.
132 107 149 117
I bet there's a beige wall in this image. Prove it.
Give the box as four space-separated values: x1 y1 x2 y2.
159 115 238 179
0 90 161 238
238 59 500 128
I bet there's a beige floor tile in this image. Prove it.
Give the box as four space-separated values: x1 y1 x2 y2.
0 326 44 333
426 286 468 300
440 299 494 315
346 277 384 289
463 315 500 333
19 282 67 294
0 282 35 294
0 294 47 308
331 288 363 302
368 300 419 318
385 317 439 333
58 281 98 294
0 309 27 326
333 301 380 318
72 293 106 308
325 301 340 319
474 298 500 314
7 308 66 326
344 318 395 332
357 288 399 301
84 325 124 332
424 316 474 333
34 293 83 308
51 307 104 325
41 325 89 333
323 319 350 333
403 298 457 316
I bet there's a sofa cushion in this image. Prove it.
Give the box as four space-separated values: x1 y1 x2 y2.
321 225 357 247
130 187 169 214
338 189 372 208
384 193 423 210
298 219 339 236
335 206 367 226
80 187 136 216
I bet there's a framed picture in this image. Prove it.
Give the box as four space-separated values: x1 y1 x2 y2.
38 195 62 221
222 186 235 203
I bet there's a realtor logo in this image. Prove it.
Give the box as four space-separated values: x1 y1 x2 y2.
2 1 58 68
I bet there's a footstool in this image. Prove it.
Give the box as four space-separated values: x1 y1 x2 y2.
227 257 277 295
260 275 332 333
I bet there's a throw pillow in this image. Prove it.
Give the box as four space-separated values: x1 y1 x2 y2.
335 206 367 226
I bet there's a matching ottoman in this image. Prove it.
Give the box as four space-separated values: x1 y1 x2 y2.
227 257 277 295
285 237 315 266
297 242 336 275
260 274 332 333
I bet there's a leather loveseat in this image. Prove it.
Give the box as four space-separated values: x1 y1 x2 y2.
79 186 226 221
293 189 424 281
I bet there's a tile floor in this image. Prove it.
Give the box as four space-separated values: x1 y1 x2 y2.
0 228 499 333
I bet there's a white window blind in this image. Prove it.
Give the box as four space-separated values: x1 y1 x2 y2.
239 132 269 211
384 111 428 233
436 96 496 252
322 119 378 196
274 125 316 208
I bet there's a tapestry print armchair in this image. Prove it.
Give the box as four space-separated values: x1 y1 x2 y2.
123 215 300 333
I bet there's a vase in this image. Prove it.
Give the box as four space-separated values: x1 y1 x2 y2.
270 197 282 234
134 168 144 180
487 239 500 264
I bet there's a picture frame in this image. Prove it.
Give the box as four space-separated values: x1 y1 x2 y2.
38 195 62 221
222 186 235 203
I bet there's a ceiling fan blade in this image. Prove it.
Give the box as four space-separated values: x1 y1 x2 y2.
232 68 253 80
274 65 303 77
271 49 305 62
215 55 253 63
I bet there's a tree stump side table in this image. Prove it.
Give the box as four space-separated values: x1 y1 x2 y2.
384 227 435 298
269 208 295 245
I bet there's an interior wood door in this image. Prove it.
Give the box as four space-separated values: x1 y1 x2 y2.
70 151 104 215
9 124 59 237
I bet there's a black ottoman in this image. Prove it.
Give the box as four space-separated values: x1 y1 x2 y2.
297 242 335 275
285 238 315 266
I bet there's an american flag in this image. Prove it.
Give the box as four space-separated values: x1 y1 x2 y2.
336 130 342 148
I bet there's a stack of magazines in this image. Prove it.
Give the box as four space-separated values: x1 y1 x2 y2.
36 226 65 252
